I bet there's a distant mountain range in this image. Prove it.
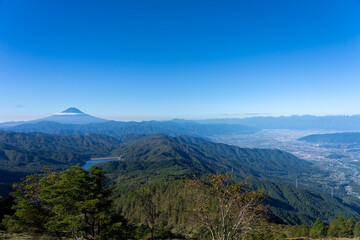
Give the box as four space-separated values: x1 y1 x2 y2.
0 108 256 137
196 115 360 131
3 109 360 136
299 132 360 144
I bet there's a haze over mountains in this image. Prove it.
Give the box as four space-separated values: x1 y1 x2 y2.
299 132 360 144
2 107 360 225
197 115 360 131
0 108 256 137
4 108 360 134
36 107 108 124
0 107 107 127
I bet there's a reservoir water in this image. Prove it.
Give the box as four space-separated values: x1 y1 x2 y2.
82 158 120 170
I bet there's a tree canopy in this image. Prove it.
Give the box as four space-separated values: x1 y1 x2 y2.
185 174 267 240
3 166 131 239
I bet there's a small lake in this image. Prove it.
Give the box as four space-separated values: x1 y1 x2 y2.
82 158 120 170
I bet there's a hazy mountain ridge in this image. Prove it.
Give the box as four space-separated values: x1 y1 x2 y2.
0 108 257 137
1 120 256 137
5 112 360 132
299 132 360 144
196 115 360 130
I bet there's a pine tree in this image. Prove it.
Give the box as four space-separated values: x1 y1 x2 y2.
347 217 356 237
328 215 350 238
309 217 327 238
3 165 129 239
353 221 360 238
135 187 161 240
2 174 47 233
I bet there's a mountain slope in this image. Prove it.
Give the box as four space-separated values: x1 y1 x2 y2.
0 131 147 197
0 131 122 155
108 135 321 186
96 135 360 224
0 132 359 224
95 135 360 225
255 180 360 224
0 143 82 172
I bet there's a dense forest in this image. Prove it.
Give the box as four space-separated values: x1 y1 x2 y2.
2 167 360 239
1 131 360 239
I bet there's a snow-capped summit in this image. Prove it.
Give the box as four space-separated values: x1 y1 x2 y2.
60 107 84 114
39 107 108 124
0 108 109 127
53 107 85 116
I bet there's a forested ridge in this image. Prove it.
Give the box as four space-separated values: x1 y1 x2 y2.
1 131 360 239
2 168 360 239
107 135 321 186
0 131 146 196
1 120 256 137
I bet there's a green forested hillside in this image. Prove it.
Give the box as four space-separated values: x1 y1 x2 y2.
0 131 121 155
1 131 360 226
0 131 147 196
254 181 360 224
110 178 360 229
0 131 149 170
97 135 360 225
108 134 321 186
0 143 85 172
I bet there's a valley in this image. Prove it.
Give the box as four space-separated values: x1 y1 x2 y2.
211 129 360 198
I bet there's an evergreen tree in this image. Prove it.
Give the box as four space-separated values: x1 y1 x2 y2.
135 187 161 240
353 221 360 238
3 174 47 233
300 225 310 237
3 165 129 239
347 217 356 237
328 215 350 238
309 217 327 238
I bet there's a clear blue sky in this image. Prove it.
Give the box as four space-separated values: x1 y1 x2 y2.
1 0 360 122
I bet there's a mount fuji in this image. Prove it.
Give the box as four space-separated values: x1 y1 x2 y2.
0 107 256 137
0 107 108 127
37 107 108 124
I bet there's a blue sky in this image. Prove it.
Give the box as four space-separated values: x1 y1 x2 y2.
1 0 360 121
